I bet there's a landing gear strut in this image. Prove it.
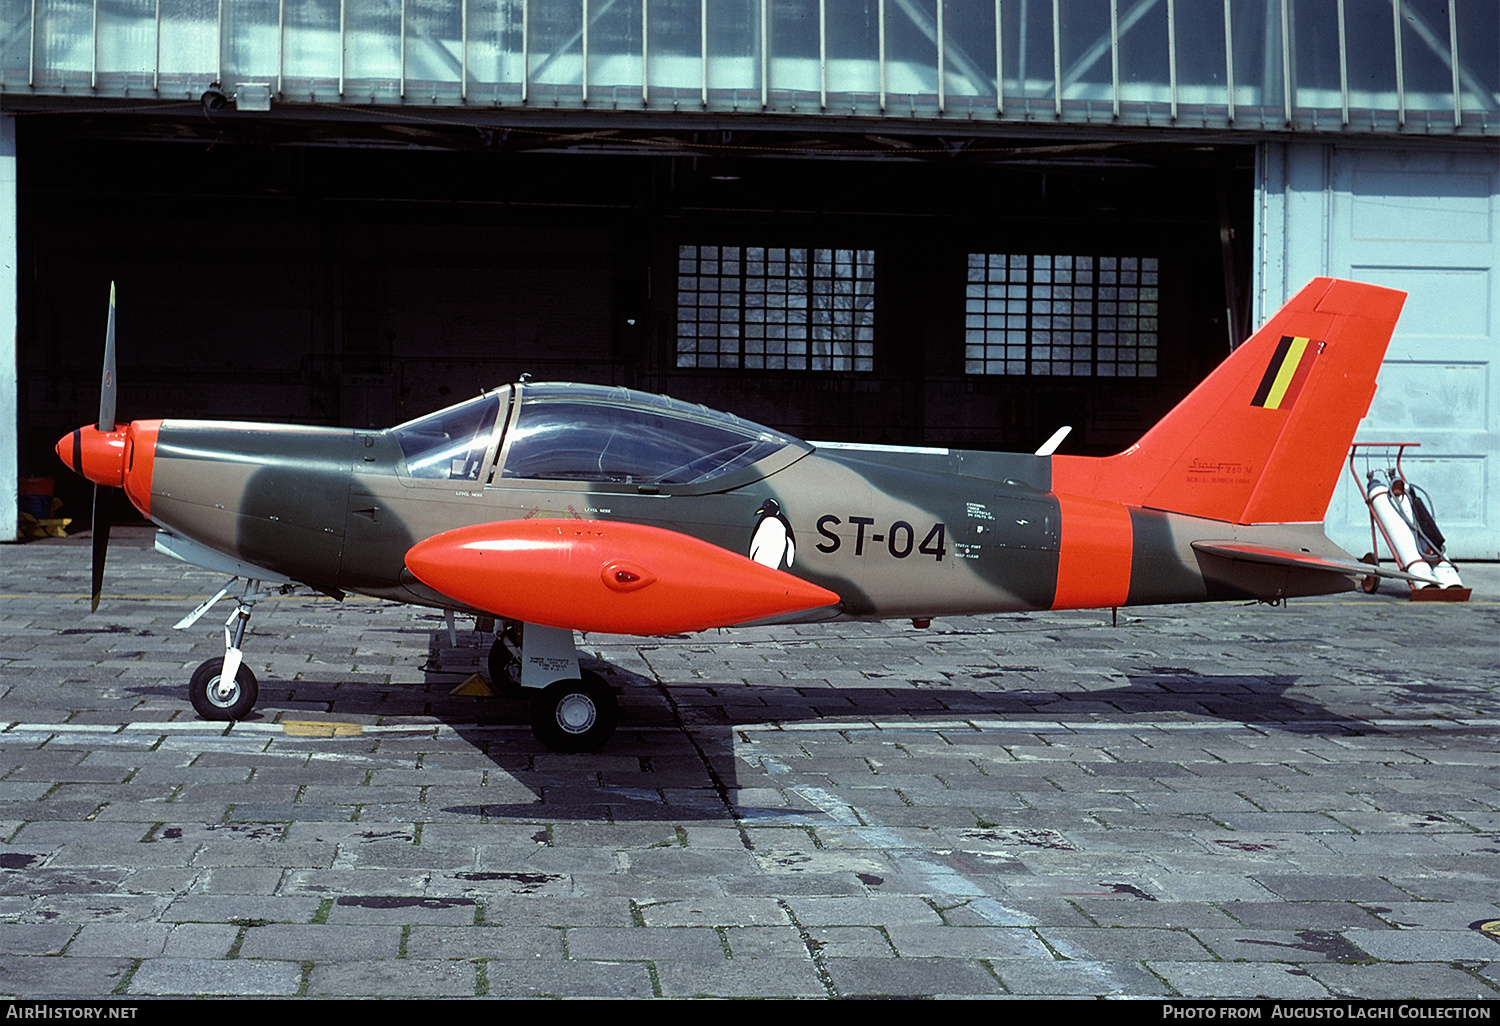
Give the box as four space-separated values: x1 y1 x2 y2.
492 620 618 753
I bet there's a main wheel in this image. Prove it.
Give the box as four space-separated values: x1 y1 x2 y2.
530 675 618 753
189 657 259 721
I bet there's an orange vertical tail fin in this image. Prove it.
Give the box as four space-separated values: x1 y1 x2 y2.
1053 278 1405 525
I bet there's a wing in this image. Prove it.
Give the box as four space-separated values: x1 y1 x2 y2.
405 519 842 636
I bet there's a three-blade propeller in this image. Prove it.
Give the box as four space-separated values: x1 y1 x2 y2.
90 283 117 613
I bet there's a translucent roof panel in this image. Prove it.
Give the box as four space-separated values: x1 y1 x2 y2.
2 0 1494 137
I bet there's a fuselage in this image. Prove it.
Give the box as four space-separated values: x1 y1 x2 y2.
120 415 1356 625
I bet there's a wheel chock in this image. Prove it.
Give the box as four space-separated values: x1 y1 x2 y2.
450 673 498 698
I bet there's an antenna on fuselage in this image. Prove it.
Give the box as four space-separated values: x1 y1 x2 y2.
1035 426 1072 457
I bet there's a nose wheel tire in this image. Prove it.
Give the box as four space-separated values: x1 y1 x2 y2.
189 657 259 721
530 673 617 753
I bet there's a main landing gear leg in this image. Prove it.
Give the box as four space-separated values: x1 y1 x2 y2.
501 622 617 753
188 578 267 722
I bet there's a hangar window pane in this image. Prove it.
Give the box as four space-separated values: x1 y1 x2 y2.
964 254 1158 379
677 244 875 372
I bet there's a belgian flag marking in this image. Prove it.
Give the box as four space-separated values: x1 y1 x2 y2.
1252 335 1318 410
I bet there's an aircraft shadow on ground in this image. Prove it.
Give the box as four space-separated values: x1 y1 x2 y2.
111 626 1399 822
379 629 1382 822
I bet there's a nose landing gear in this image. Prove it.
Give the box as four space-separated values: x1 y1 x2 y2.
182 577 280 722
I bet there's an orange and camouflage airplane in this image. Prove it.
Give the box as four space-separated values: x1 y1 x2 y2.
56 277 1420 752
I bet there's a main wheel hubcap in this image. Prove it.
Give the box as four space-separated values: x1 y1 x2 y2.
555 692 597 734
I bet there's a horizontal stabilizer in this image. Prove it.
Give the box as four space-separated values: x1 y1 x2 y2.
405 519 842 636
1191 541 1436 584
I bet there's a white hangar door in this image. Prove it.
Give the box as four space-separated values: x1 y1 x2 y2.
1257 142 1500 562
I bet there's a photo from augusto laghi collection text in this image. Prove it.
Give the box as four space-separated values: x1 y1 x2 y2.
1163 1006 1493 1020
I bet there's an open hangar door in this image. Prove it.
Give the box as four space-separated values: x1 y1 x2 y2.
14 117 1251 527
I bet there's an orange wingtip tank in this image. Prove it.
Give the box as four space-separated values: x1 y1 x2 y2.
404 519 841 635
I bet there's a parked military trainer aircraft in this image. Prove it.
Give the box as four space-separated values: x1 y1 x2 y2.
57 277 1418 752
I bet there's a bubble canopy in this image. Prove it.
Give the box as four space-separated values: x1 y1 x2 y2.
393 382 808 487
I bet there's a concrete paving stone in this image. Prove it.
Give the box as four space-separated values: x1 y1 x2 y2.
1127 872 1282 905
1383 875 1500 903
1315 831 1478 856
784 895 946 927
9 821 150 844
306 958 478 996
0 923 78 954
22 894 167 922
160 922 239 958
0 784 57 801
992 876 1166 903
656 956 828 997
1478 963 1500 992
183 866 285 894
1327 811 1477 833
990 957 1173 997
1215 900 1398 930
1251 873 1418 902
565 926 727 961
1339 927 1500 961
481 958 658 998
883 923 1051 959
1147 960 1334 999
718 925 807 957
1043 925 1216 962
406 924 564 959
0 956 135 997
1190 928 1379 963
1307 961 1500 1000
638 898 790 927
160 894 324 923
320 894 479 925
63 921 174 957
802 925 893 957
236 922 404 961
823 956 1005 997
338 840 479 871
1371 901 1500 930
720 873 869 898
1069 900 1243 929
127 956 303 996
933 898 1082 928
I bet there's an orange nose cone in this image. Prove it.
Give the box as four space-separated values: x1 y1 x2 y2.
55 425 128 488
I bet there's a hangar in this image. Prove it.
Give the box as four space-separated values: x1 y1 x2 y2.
2 1 1496 559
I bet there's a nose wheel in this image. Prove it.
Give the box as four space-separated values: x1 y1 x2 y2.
189 656 259 721
529 672 617 753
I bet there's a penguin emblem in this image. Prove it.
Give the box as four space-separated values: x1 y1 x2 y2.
749 498 796 571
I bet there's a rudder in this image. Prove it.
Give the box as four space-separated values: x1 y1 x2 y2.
1052 277 1405 525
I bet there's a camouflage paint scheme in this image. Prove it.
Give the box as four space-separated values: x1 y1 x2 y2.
57 277 1418 748
142 414 1356 626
